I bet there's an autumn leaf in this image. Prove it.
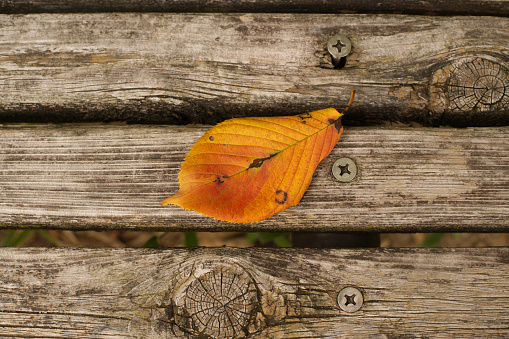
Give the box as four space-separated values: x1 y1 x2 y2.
162 91 355 223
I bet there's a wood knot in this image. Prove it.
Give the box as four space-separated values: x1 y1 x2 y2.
128 256 289 338
172 262 258 339
429 56 509 114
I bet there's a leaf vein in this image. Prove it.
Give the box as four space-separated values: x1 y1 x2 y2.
209 132 293 147
223 118 306 141
248 117 325 135
228 120 309 139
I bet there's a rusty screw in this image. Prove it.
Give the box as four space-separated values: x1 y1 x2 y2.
332 157 357 182
327 34 351 68
337 287 363 313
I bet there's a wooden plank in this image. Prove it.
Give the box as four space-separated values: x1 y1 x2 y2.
2 0 508 16
0 247 507 338
0 13 508 126
1 125 508 232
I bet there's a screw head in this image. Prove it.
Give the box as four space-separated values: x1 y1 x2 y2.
337 287 363 313
327 34 351 58
332 157 357 182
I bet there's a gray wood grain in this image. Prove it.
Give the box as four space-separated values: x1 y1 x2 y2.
2 0 508 16
1 125 508 232
0 13 508 126
0 247 507 338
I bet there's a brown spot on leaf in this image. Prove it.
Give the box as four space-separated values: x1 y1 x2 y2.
328 117 343 132
209 136 215 141
248 153 277 169
275 190 288 204
299 113 311 124
213 175 229 184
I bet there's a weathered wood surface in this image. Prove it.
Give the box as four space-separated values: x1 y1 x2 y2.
0 247 507 338
2 125 509 232
2 0 508 16
0 13 508 126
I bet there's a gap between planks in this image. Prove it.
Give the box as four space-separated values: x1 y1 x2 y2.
2 0 509 16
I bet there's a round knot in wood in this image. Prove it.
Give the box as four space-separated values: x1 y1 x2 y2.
430 56 509 113
172 263 258 339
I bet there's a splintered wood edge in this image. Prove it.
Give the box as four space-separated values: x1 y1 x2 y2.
1 125 509 232
0 247 507 338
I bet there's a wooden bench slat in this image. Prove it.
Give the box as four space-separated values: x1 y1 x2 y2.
1 125 508 232
0 247 507 338
2 0 508 16
0 13 508 126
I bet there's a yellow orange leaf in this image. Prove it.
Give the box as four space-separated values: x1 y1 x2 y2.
162 91 355 223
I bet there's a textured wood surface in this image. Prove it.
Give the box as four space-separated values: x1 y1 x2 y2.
2 125 509 232
0 13 508 126
2 0 508 15
0 247 507 338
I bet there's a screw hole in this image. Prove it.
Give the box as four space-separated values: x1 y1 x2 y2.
332 56 347 69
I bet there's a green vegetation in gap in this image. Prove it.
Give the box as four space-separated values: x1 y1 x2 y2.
184 232 199 247
246 232 292 247
421 233 460 247
2 230 33 246
142 235 160 248
142 232 199 247
421 233 445 247
2 230 59 247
